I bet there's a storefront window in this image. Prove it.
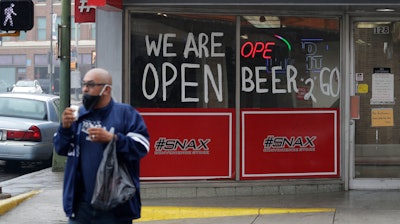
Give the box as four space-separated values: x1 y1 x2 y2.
130 13 342 180
130 13 236 108
130 14 340 109
240 16 340 108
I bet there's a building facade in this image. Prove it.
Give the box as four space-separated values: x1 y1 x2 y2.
82 0 400 197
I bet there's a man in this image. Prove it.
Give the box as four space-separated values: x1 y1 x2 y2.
53 68 150 224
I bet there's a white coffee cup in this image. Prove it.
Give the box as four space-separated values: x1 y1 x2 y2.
70 105 79 121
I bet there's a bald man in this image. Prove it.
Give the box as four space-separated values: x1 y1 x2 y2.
54 68 150 224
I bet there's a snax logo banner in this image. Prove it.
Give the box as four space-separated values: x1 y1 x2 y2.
241 109 339 179
139 109 234 180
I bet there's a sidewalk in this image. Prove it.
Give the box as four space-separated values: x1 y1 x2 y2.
1 168 400 223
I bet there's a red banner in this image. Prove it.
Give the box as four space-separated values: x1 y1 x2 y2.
74 0 96 23
87 0 122 10
241 109 339 179
140 109 234 180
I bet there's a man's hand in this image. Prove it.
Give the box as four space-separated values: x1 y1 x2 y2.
87 127 115 143
61 107 76 128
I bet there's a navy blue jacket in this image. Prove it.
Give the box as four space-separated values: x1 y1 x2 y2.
53 99 150 221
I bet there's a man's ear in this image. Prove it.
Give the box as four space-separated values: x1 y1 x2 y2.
105 85 112 95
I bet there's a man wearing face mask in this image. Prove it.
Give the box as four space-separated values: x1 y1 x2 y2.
53 68 150 224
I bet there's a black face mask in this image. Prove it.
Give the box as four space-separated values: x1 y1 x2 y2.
82 94 100 111
82 85 108 111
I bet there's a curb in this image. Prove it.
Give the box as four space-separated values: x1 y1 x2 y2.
0 190 41 215
137 206 336 222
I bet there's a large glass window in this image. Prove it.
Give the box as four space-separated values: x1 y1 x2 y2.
129 14 340 109
130 13 236 108
0 55 26 65
37 17 47 41
240 16 340 108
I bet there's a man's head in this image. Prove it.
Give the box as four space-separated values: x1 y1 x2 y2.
81 68 112 110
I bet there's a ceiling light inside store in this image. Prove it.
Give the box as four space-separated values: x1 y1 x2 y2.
243 16 283 28
376 8 395 12
357 21 391 28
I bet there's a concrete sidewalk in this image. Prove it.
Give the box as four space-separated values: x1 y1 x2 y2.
1 168 400 223
0 168 66 223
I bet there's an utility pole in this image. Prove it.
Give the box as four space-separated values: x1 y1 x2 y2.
49 0 54 94
52 0 71 172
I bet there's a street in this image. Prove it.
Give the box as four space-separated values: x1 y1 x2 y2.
0 160 48 182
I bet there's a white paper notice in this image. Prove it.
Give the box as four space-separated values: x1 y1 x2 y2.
371 73 394 104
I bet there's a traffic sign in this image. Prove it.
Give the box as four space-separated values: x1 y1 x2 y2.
0 0 34 31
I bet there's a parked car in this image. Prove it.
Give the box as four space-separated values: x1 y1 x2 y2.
0 93 60 171
11 80 43 94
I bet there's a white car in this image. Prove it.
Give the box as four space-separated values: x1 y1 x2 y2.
12 80 43 94
0 80 12 93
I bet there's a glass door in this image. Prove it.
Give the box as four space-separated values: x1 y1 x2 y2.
351 19 400 189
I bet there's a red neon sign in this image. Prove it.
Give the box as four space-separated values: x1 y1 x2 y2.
241 41 275 59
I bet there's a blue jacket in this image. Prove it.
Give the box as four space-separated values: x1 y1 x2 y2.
53 99 150 221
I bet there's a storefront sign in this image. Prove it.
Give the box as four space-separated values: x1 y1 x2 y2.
74 0 96 23
139 109 234 180
241 109 339 179
88 0 122 9
75 0 121 22
141 32 340 104
241 66 340 104
241 41 275 59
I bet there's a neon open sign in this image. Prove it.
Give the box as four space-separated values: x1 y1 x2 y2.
240 34 292 59
241 41 275 59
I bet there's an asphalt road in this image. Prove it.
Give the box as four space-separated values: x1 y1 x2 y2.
0 160 48 182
